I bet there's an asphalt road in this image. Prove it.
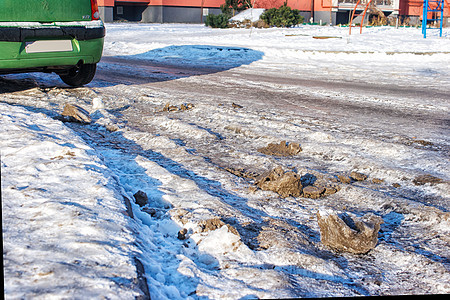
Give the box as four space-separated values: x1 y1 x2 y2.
95 56 450 154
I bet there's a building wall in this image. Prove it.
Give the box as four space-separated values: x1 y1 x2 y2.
254 0 312 11
99 0 223 7
142 6 221 23
99 6 114 22
98 0 115 6
114 3 148 21
97 0 449 25
399 0 423 16
99 0 223 23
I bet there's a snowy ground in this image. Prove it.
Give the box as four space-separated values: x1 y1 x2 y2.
2 21 450 299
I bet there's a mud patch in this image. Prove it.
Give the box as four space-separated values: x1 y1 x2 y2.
223 166 259 180
350 171 368 181
337 172 368 183
199 218 240 236
162 102 194 112
413 174 444 186
372 178 384 184
241 218 311 250
232 102 243 109
258 141 302 156
337 174 352 184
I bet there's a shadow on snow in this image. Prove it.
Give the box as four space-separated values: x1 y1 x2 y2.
0 45 265 91
95 45 265 87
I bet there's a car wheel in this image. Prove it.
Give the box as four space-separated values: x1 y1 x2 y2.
59 63 96 87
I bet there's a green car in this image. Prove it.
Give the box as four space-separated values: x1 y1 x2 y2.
0 0 104 87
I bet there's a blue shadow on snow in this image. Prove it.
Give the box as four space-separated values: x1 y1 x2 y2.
94 45 265 87
120 45 265 70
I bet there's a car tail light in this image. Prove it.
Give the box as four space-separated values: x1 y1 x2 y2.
91 0 100 20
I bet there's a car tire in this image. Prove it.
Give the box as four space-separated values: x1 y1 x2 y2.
59 63 96 87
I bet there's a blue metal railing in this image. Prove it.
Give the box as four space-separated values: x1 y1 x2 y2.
422 0 445 38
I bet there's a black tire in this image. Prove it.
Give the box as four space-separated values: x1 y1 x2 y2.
59 63 97 87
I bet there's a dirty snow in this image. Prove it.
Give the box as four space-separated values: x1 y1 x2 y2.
1 22 450 299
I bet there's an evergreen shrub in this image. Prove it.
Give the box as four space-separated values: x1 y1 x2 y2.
260 3 304 28
205 14 230 28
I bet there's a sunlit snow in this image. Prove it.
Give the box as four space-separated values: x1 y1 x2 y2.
1 20 449 299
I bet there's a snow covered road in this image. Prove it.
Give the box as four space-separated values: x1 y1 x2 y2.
2 23 450 298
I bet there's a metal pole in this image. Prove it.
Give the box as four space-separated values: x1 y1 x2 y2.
349 0 362 35
440 0 444 37
422 0 428 38
360 0 374 34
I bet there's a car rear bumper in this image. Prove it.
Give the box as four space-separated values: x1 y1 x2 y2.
0 37 104 72
0 20 105 42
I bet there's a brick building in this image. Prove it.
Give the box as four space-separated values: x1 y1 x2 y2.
97 0 449 26
97 0 222 23
254 0 449 26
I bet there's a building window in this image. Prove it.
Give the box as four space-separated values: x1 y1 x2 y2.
117 6 123 15
202 8 209 16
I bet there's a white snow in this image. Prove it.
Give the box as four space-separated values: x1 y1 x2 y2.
2 22 450 299
1 103 143 298
230 8 266 23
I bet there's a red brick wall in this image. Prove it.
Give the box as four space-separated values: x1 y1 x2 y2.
98 0 449 17
254 0 312 11
98 0 224 7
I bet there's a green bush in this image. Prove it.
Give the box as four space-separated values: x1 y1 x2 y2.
260 4 304 28
205 14 230 28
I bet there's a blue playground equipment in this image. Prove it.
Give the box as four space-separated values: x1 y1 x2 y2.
422 0 445 38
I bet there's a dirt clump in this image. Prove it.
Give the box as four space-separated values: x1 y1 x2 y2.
178 228 188 240
199 218 240 237
317 210 383 254
180 103 194 110
372 178 384 184
258 141 302 157
133 190 148 207
255 167 303 197
337 172 367 183
350 171 368 181
244 218 311 250
163 102 194 112
413 174 444 186
337 175 352 184
255 167 340 199
302 186 325 199
323 186 339 196
413 139 433 146
170 208 190 225
60 104 92 124
302 184 339 199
